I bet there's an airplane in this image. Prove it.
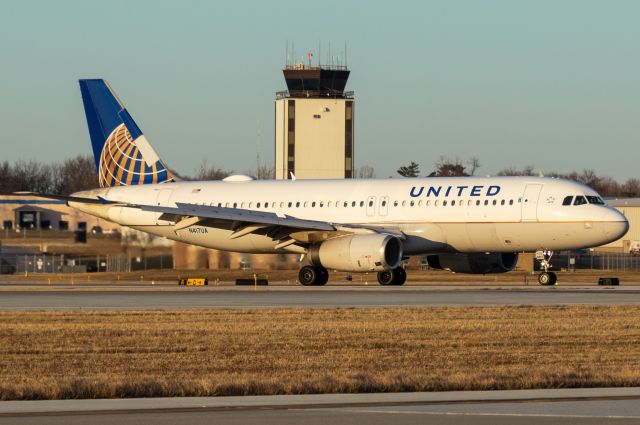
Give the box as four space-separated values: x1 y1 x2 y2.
18 79 629 286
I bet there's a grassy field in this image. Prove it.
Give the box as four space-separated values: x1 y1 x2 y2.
1 306 639 400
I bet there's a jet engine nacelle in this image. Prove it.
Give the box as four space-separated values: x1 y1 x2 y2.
426 253 519 274
309 234 403 272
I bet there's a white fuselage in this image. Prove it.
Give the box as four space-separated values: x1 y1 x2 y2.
71 176 628 255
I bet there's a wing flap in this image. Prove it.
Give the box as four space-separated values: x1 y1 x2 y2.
139 202 336 232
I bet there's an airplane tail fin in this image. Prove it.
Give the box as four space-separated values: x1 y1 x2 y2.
79 79 174 187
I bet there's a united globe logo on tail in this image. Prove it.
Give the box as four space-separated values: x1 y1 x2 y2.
80 79 175 188
99 123 173 187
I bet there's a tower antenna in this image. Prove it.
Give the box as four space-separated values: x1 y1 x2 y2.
256 119 262 176
345 42 348 68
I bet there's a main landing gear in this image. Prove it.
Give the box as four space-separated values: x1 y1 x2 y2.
298 265 408 286
377 267 407 286
298 265 329 286
536 250 557 286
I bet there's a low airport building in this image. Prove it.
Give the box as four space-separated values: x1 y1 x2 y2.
0 195 117 233
600 198 640 253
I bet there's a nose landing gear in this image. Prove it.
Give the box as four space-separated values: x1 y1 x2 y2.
536 250 557 286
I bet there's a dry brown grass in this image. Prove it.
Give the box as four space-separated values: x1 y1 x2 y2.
1 306 640 400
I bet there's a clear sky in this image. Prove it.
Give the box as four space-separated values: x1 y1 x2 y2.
1 0 638 180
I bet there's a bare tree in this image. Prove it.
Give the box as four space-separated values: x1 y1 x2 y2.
545 169 626 197
254 160 275 180
595 175 621 197
11 160 53 193
51 155 98 194
578 169 599 189
497 165 535 176
357 165 376 179
397 161 420 178
0 161 15 194
622 178 640 197
433 156 468 177
467 156 481 176
193 160 231 181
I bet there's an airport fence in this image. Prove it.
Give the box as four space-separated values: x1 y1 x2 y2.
0 253 172 274
534 251 640 272
579 252 640 271
0 254 62 274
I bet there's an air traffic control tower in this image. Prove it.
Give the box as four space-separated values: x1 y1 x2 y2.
275 62 354 179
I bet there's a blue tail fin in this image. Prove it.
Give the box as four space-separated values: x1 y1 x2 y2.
79 79 174 187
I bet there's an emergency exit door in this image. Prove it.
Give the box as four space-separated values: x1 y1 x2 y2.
366 196 376 216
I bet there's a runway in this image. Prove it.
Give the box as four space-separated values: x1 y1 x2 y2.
1 285 639 310
1 388 639 425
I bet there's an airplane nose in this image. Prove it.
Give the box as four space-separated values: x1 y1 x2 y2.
602 209 629 241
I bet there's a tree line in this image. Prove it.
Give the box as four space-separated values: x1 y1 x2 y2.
395 157 640 198
0 156 274 195
0 155 98 195
0 155 637 198
497 166 640 198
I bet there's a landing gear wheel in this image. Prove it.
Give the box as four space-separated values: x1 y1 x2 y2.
537 271 557 286
298 266 329 286
377 270 394 286
535 250 557 286
377 267 407 286
315 267 329 286
299 266 318 286
392 267 407 285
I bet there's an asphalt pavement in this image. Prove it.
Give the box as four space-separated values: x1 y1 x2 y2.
1 388 639 425
0 285 639 310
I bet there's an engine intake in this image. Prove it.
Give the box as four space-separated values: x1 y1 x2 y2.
427 253 518 274
309 234 403 272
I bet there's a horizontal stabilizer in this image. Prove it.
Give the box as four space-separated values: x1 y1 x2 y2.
12 192 116 205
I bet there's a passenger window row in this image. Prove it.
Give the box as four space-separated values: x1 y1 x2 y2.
207 199 519 209
213 201 367 209
393 199 517 207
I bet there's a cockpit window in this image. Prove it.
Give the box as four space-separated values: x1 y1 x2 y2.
587 196 605 205
574 196 587 206
562 196 573 206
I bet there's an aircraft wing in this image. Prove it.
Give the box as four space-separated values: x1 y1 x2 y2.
138 203 407 246
14 192 404 246
140 203 336 232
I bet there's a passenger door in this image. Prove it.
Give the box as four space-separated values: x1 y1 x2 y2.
521 184 542 222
